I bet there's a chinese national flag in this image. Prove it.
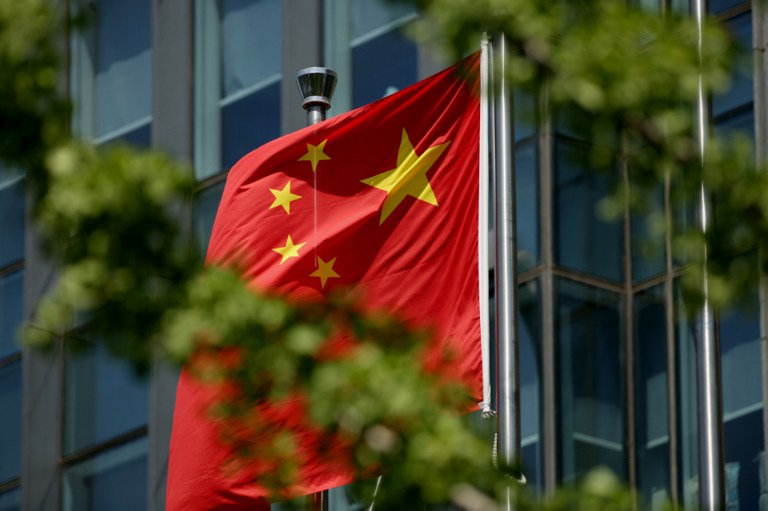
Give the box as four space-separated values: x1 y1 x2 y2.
167 53 482 510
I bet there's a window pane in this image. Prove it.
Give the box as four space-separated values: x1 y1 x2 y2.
712 13 752 119
193 181 226 257
351 0 415 40
220 0 281 98
0 488 19 511
720 303 764 511
556 279 624 481
64 344 148 455
221 81 281 170
554 142 622 281
631 185 665 282
0 361 21 484
0 271 23 359
0 171 24 268
63 438 148 511
519 280 541 488
516 142 539 272
95 0 152 138
634 285 671 507
710 0 747 15
352 29 417 108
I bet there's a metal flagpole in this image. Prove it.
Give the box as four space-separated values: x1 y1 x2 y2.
493 32 522 509
692 0 725 508
296 66 338 511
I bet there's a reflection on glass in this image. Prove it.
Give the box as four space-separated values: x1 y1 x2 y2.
712 12 752 119
64 343 148 455
63 438 148 511
634 285 670 508
519 280 541 489
675 281 698 509
720 302 764 510
193 182 227 257
0 487 19 511
554 141 622 282
352 28 417 108
516 142 539 272
556 279 624 481
196 0 282 178
631 185 665 282
221 82 281 170
0 171 24 268
0 361 21 484
94 0 152 140
0 271 23 359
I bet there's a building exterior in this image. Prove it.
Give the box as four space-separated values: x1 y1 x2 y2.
0 0 763 509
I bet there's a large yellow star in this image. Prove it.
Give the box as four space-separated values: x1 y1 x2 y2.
272 235 306 264
298 139 331 172
361 129 450 224
309 256 340 289
268 181 301 214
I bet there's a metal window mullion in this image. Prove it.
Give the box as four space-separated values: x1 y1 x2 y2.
538 81 558 493
620 134 637 496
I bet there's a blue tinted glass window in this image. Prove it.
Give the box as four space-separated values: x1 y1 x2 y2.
631 185 665 282
634 285 671 507
716 109 754 140
0 361 21 484
64 344 148 455
554 141 622 281
712 13 752 118
519 280 541 489
516 142 539 272
94 0 152 139
193 181 226 257
515 89 536 142
351 0 415 39
63 438 148 511
0 271 23 359
710 0 748 14
556 279 624 481
719 304 764 510
352 29 417 108
220 0 281 97
221 82 281 170
0 171 24 268
0 487 19 511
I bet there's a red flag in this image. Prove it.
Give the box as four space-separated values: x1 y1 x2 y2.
167 53 481 510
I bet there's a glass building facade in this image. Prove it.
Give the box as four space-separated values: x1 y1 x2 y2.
1 0 764 509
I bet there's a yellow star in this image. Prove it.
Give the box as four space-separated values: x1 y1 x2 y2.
272 235 306 265
309 256 340 289
298 139 331 172
269 181 301 214
361 129 450 224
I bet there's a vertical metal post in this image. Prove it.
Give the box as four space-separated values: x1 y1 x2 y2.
754 0 768 503
693 0 725 508
296 66 337 511
494 32 521 507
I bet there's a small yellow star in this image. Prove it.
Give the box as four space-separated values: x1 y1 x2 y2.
298 139 331 172
309 256 340 289
269 181 301 214
361 129 449 224
273 235 306 265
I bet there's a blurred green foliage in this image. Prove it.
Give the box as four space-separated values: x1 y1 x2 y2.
2 0 764 508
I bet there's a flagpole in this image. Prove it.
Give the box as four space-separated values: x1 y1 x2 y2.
693 0 725 508
296 65 338 511
493 32 522 508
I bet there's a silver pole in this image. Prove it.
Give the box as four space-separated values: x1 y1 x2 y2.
296 66 337 511
753 0 768 500
296 67 338 126
494 32 521 504
693 0 725 508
